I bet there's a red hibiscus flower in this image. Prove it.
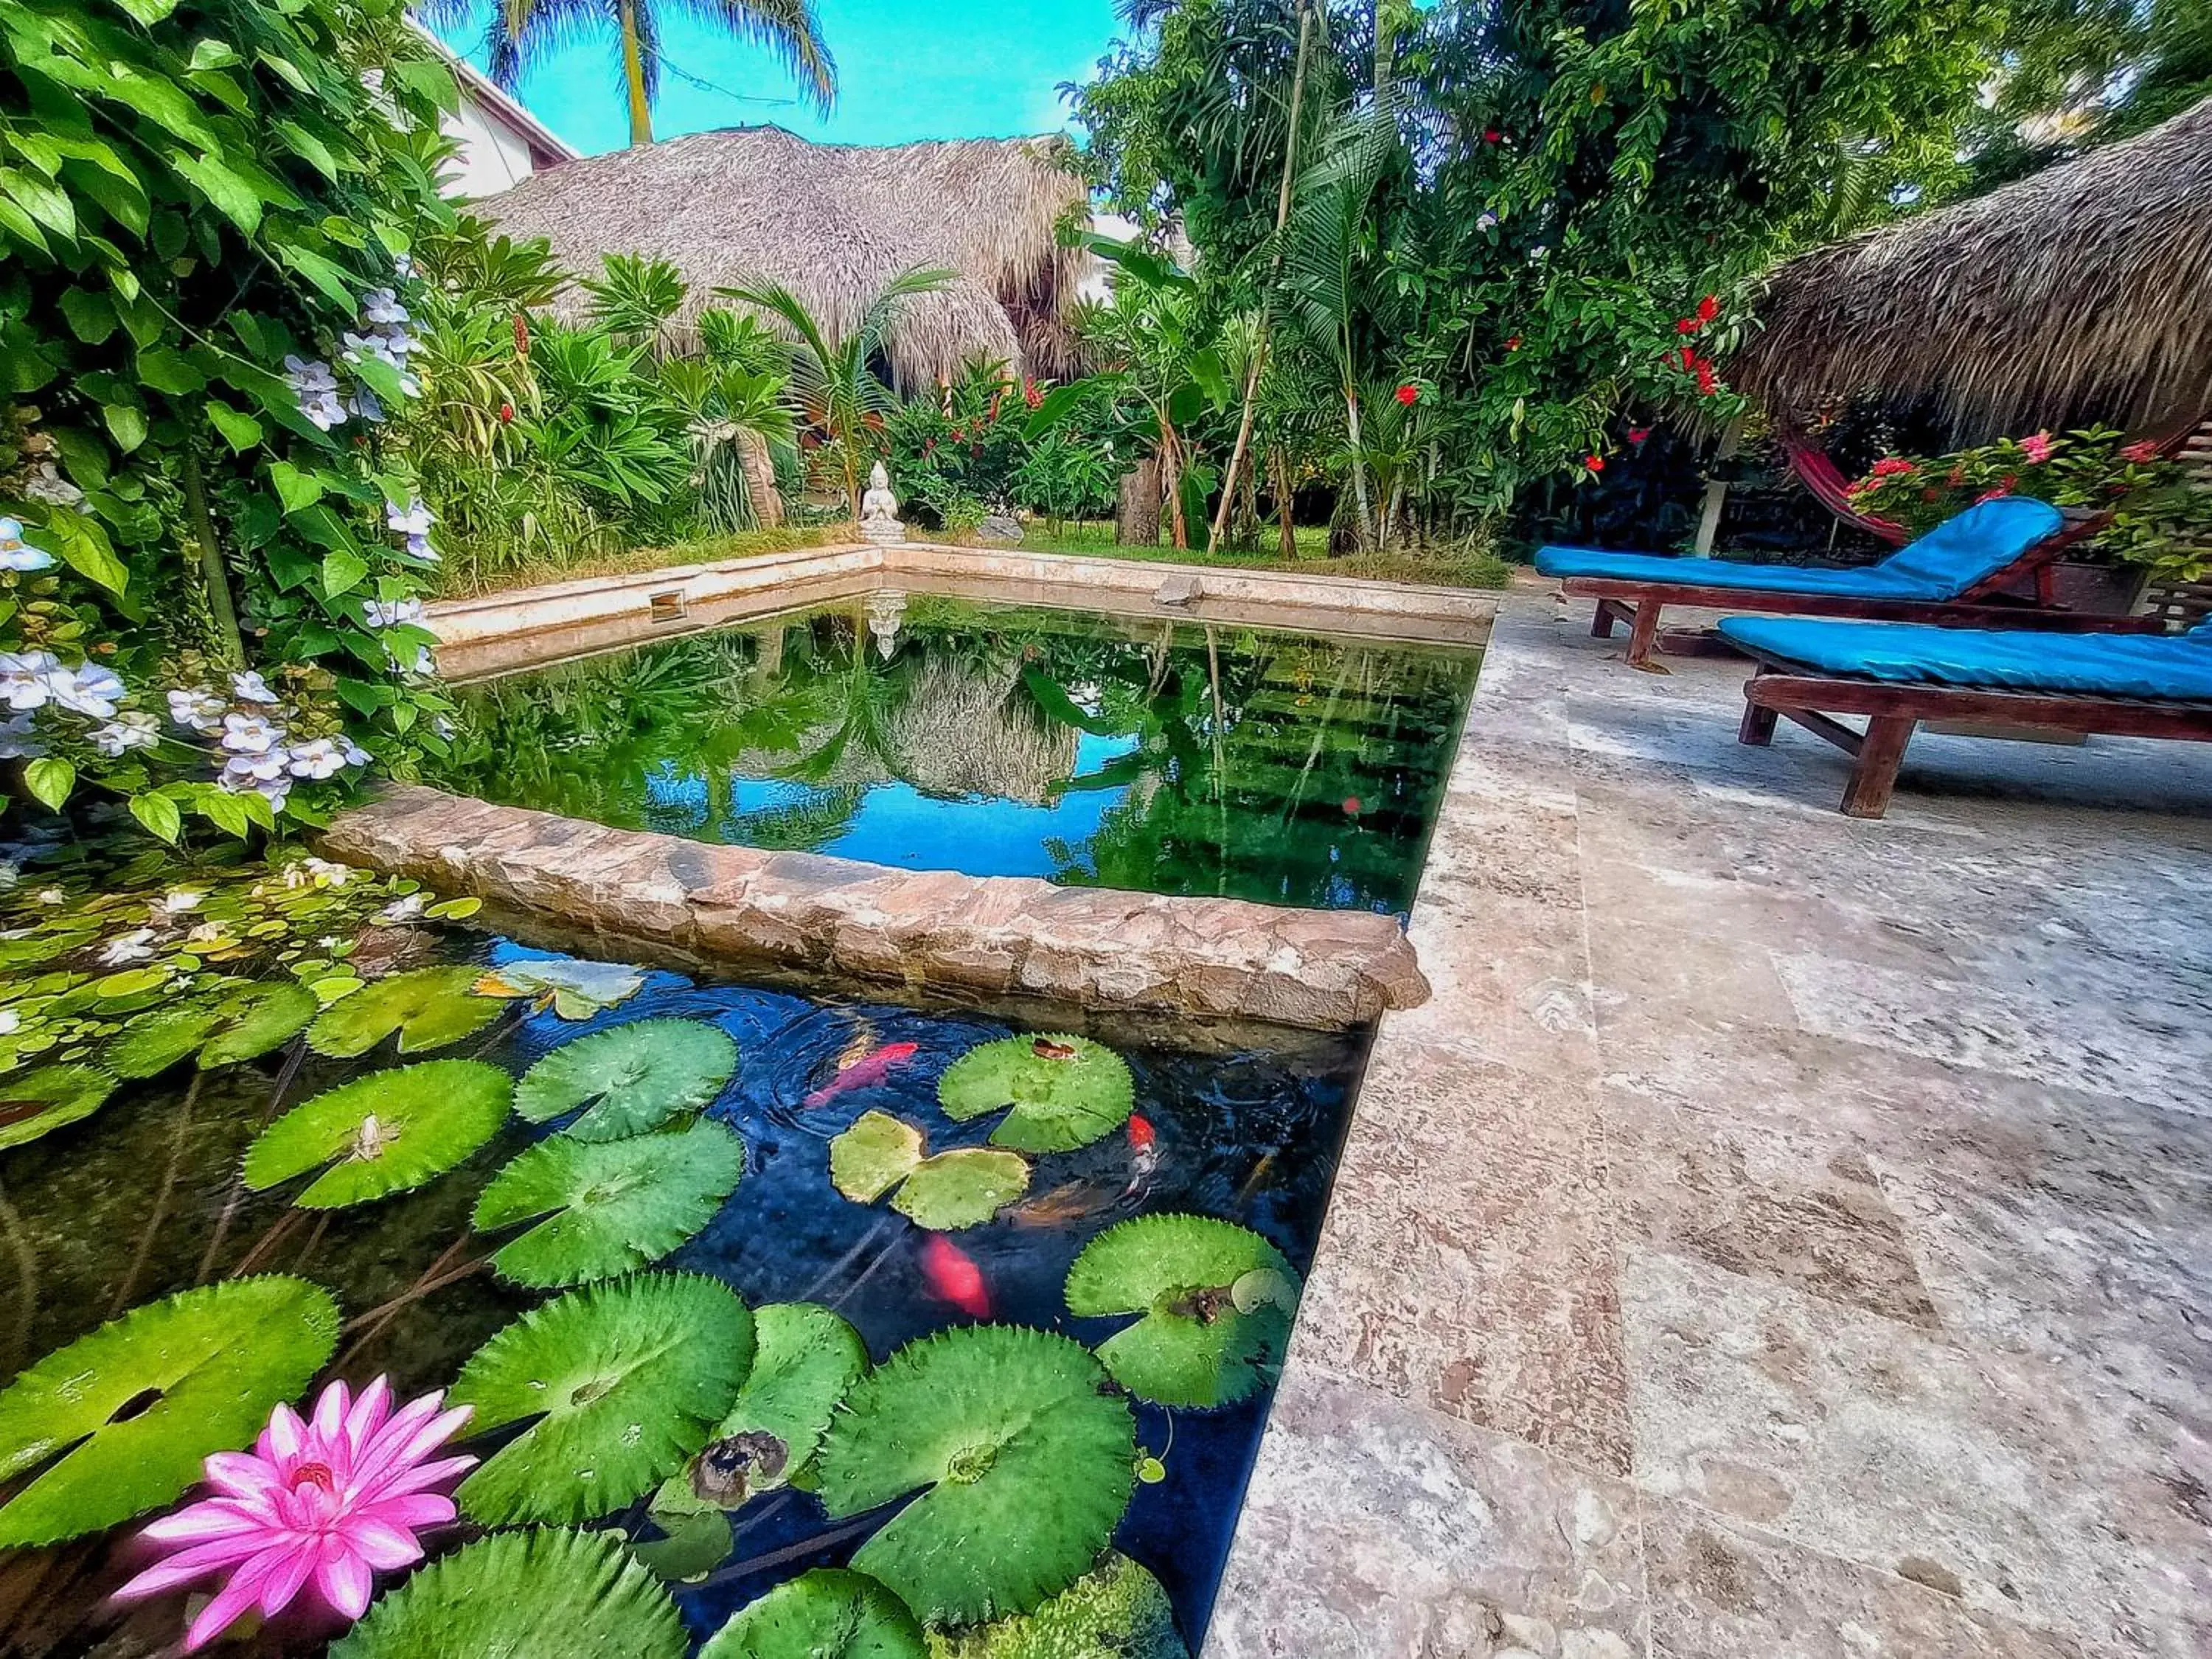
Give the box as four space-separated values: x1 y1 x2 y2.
497 402 514 425
1870 457 1916 479
1585 453 1606 473
1627 426 1652 444
2120 439 2161 463
1484 128 1503 144
1506 335 1523 351
1395 383 1419 406
1676 317 1699 335
2019 431 2053 465
1697 294 1721 323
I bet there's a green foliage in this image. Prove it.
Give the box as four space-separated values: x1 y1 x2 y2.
452 1271 754 1525
106 981 315 1076
474 1116 745 1287
0 0 464 837
0 1060 115 1150
813 1324 1138 1627
0 1276 338 1546
512 1016 740 1139
476 954 647 1020
242 1056 513 1206
828 1110 1032 1230
307 964 504 1057
936 1034 1135 1153
925 1554 1188 1659
1065 1214 1298 1408
702 1570 928 1659
332 1528 689 1659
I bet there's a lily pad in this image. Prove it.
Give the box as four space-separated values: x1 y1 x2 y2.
108 982 317 1077
936 1034 1134 1153
0 1277 339 1546
452 1273 754 1526
632 1503 734 1583
330 1527 686 1659
1063 1215 1299 1408
830 1113 1029 1231
243 1059 514 1208
473 1118 745 1287
701 1569 927 1659
815 1325 1137 1627
657 1302 869 1516
476 956 648 1020
307 965 505 1057
926 1554 1188 1659
0 1063 117 1152
515 1018 738 1141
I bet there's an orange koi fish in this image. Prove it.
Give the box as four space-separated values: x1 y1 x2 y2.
919 1234 990 1319
802 1041 919 1110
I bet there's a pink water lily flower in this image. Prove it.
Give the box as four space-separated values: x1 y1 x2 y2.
113 1377 473 1651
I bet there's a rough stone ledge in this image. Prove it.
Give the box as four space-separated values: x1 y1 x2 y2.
321 785 1430 1032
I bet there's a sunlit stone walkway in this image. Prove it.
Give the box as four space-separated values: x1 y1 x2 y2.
1207 580 2212 1658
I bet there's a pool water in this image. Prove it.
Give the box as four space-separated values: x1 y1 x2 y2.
431 595 1480 916
0 933 1365 1656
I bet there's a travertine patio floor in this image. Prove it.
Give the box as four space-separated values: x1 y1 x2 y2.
1206 580 2212 1658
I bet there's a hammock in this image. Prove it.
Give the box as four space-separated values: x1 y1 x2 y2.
1778 434 1912 545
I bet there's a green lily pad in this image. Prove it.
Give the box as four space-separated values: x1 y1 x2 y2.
936 1034 1134 1153
307 965 505 1057
830 1113 1029 1231
0 1276 339 1547
815 1325 1137 1627
474 1118 745 1287
926 1554 1188 1659
452 1273 754 1526
656 1302 869 1516
330 1528 687 1659
701 1569 927 1659
108 982 317 1077
0 1063 117 1152
632 1503 734 1583
1064 1215 1300 1408
476 956 649 1020
515 1018 738 1141
243 1058 514 1208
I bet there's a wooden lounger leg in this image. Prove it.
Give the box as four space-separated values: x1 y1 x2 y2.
1840 715 1916 818
1624 602 1662 668
1738 699 1778 746
1590 599 1618 639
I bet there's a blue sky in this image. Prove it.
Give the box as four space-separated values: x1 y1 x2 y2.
428 0 1127 155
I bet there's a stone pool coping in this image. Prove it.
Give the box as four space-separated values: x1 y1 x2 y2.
321 785 1430 1032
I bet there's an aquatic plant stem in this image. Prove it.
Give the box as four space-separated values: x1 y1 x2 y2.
197 1038 309 1282
688 1512 882 1593
109 1071 201 1316
0 1178 38 1378
797 1214 893 1303
226 1208 304 1278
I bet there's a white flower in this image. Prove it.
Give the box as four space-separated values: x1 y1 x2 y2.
89 710 160 756
159 887 206 915
1 650 60 710
407 647 435 677
165 686 224 731
98 928 156 966
380 893 426 922
284 354 338 394
35 887 65 905
1476 211 1500 231
341 738 372 768
0 712 42 759
185 920 224 944
285 737 347 779
221 748 288 786
361 288 410 327
46 661 124 718
305 855 354 887
0 517 55 573
230 670 279 705
0 1007 18 1037
220 712 285 754
403 534 438 563
363 597 426 630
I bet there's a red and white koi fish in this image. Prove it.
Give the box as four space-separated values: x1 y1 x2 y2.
801 1041 919 1110
918 1234 990 1319
1123 1112 1159 1194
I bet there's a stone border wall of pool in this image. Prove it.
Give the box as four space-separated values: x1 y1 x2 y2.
323 784 1431 1031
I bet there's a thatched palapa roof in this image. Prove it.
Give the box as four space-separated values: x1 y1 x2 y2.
477 125 1091 390
1731 95 2212 443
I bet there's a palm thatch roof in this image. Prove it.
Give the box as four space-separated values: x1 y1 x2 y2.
476 125 1091 390
1731 94 2212 443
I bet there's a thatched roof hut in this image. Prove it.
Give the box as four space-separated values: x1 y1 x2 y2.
1731 94 2212 444
476 125 1092 390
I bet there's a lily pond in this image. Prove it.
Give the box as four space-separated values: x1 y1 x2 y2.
0 851 1363 1657
431 594 1480 916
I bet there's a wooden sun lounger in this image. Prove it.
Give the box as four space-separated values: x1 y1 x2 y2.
1733 647 2212 818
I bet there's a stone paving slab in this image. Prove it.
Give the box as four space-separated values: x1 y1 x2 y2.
1206 583 2212 1658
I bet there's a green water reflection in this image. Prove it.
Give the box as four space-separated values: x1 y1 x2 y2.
432 596 1481 915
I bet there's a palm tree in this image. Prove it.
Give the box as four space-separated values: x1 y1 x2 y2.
435 0 838 147
715 267 953 519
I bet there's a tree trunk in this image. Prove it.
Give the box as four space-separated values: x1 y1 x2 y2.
619 0 653 145
737 430 784 529
1271 445 1297 561
1159 420 1189 551
1115 456 1162 546
1344 391 1374 551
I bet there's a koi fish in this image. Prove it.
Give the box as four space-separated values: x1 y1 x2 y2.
801 1041 919 1110
919 1234 990 1319
1122 1113 1159 1196
1010 1180 1121 1228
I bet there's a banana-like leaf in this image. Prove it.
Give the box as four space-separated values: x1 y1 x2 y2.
108 981 316 1077
936 1034 1134 1153
243 1058 513 1208
700 1568 926 1659
515 1018 738 1141
307 965 505 1057
0 1063 117 1152
925 1554 1188 1658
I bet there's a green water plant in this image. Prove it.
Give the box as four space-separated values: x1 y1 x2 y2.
473 1117 745 1287
307 965 507 1058
828 1110 1030 1231
813 1324 1138 1627
1064 1215 1300 1409
936 1034 1135 1153
0 1061 117 1152
701 1568 928 1659
925 1554 1188 1659
243 1058 513 1208
0 1276 338 1546
514 1017 739 1141
331 1527 688 1659
474 955 648 1019
451 1272 754 1525
106 981 317 1077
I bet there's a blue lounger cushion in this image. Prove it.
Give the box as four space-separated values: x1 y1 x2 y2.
1535 497 2065 601
1717 617 2212 702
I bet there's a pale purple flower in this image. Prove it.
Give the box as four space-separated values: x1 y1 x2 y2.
0 712 42 759
342 738 372 768
222 748 288 784
90 711 160 756
220 712 285 755
1 651 60 710
167 686 227 732
360 288 410 327
284 737 347 779
1476 211 1499 231
0 516 55 573
285 355 345 431
363 598 425 630
47 661 125 719
229 670 279 705
347 384 386 425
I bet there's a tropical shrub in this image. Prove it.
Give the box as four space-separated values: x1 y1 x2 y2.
883 362 1038 530
0 0 463 838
